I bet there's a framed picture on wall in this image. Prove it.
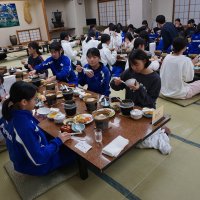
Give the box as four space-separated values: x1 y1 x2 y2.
0 3 20 28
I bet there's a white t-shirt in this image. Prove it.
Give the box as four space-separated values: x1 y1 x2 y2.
160 54 194 99
109 32 122 49
100 43 117 67
80 38 100 66
61 40 77 61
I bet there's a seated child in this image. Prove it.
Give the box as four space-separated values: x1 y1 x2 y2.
29 41 77 85
110 49 161 108
76 48 111 96
160 37 200 99
0 81 75 176
21 41 48 78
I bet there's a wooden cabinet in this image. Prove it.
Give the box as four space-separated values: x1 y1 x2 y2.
49 27 75 40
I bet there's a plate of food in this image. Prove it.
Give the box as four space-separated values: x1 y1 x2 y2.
37 107 50 116
47 111 59 120
142 107 155 118
110 102 120 112
74 114 93 124
96 108 115 118
63 118 75 125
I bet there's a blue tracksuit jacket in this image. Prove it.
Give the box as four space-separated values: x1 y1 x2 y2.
34 55 77 84
0 110 75 176
188 33 200 54
78 63 111 96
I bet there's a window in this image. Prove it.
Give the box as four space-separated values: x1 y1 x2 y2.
98 0 129 26
173 0 200 25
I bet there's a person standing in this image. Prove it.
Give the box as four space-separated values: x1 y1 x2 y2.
156 15 178 52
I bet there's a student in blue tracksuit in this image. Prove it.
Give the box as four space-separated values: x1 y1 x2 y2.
0 81 76 176
188 23 200 54
76 48 111 96
29 41 77 85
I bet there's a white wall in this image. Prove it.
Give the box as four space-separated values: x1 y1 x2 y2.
32 0 48 42
45 0 68 30
152 0 174 22
74 0 86 36
142 0 152 26
84 0 99 25
129 0 143 27
45 0 86 36
65 0 76 29
0 0 47 47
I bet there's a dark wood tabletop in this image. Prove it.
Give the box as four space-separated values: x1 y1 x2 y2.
39 91 171 172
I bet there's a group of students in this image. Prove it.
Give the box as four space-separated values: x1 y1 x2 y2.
0 15 200 177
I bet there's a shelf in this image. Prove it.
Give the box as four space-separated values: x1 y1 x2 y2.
49 27 75 33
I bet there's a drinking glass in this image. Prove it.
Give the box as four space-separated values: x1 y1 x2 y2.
94 128 102 143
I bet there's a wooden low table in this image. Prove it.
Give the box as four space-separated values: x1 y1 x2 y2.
39 90 171 180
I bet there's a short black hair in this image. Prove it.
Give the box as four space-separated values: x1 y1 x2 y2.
156 15 166 24
86 30 96 43
60 32 69 40
196 23 200 34
108 23 115 30
128 49 151 70
175 18 181 22
28 41 41 55
172 37 188 53
2 81 37 120
86 47 100 58
49 41 62 51
188 19 195 25
98 34 111 49
139 30 149 42
125 32 133 42
142 20 148 26
90 24 96 30
134 37 146 49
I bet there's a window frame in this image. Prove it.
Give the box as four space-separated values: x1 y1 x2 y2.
97 0 129 26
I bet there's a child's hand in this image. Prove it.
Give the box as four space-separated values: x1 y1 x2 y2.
21 60 26 65
45 76 56 83
28 64 34 71
129 81 140 91
76 65 83 73
29 70 36 76
58 132 71 143
85 70 94 78
113 77 123 86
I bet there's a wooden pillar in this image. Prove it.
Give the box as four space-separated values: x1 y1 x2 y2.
41 0 50 41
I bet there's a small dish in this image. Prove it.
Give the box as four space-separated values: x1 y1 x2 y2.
74 114 93 124
142 107 155 118
37 107 50 116
130 109 143 120
95 108 115 118
63 118 75 125
54 113 65 124
71 123 85 132
125 78 136 87
47 111 59 120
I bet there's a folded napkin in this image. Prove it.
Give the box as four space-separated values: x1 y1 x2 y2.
102 136 129 157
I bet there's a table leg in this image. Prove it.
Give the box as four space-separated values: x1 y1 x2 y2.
77 156 88 180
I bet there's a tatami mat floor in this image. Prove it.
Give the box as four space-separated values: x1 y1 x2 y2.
0 52 200 200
